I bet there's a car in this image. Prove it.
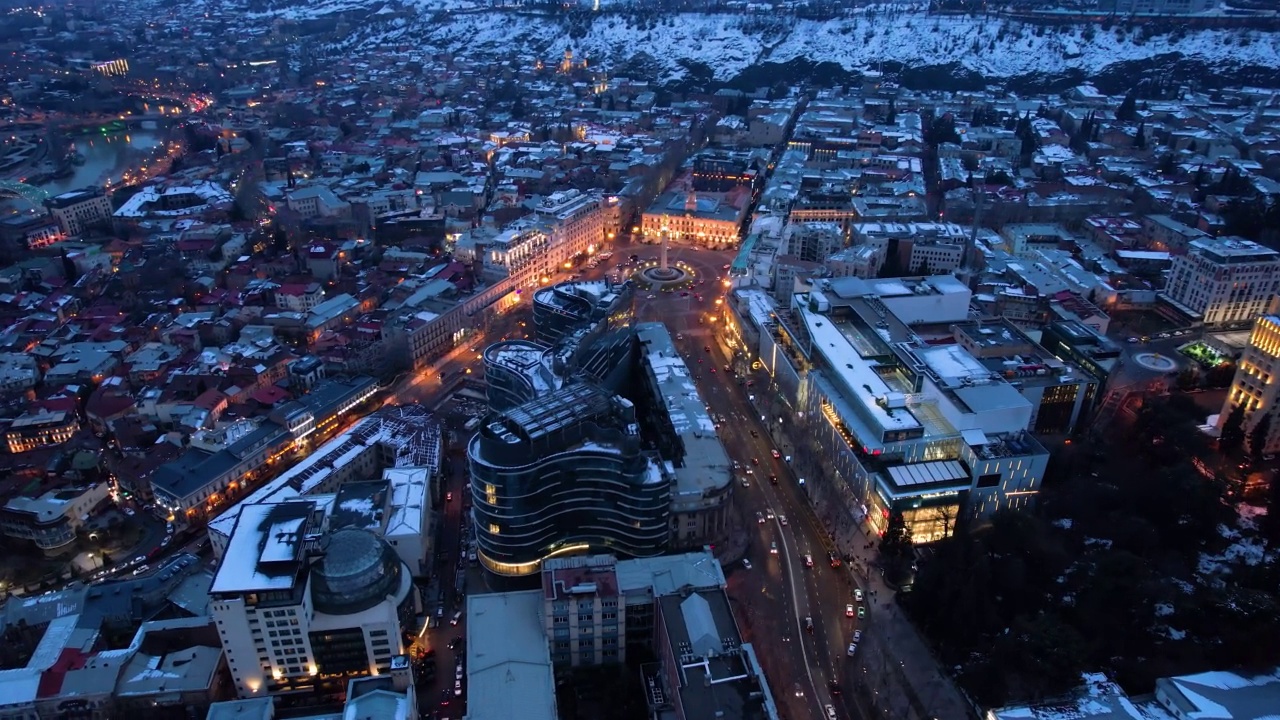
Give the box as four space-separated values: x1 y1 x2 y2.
124 508 136 517
857 606 866 619
828 680 843 696
854 588 863 602
769 474 778 485
756 512 765 524
770 542 778 554
765 508 775 520
160 537 171 547
723 264 731 270
681 292 689 297
133 555 145 564
794 682 805 697
448 637 463 651
676 333 684 340
771 449 781 459
740 476 749 487
132 565 149 576
454 680 463 696
436 605 445 619
803 554 813 568
750 430 758 438
825 705 839 720
455 665 464 681
804 617 814 634
451 611 463 626
829 551 842 568
1127 337 1139 343
745 468 753 475
779 515 788 526
847 642 858 657
710 367 716 373
647 294 656 299
751 457 760 466
742 558 753 570
852 629 862 643
704 345 711 352
446 492 453 502
846 604 855 617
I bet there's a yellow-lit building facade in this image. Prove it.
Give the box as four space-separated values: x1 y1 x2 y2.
1221 302 1280 454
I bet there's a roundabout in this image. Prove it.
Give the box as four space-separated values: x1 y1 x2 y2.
631 228 697 291
1132 352 1178 373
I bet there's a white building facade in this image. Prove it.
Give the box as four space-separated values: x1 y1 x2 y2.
1162 236 1280 327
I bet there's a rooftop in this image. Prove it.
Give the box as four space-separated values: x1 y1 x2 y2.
466 590 557 720
659 590 778 720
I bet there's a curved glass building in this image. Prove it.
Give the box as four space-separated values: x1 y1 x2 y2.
483 340 561 412
468 383 671 577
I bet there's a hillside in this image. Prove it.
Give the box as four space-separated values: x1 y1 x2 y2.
225 0 1280 88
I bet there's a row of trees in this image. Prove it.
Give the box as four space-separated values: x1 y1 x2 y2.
904 395 1280 707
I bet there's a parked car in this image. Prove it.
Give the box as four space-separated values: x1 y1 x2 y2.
741 558 753 570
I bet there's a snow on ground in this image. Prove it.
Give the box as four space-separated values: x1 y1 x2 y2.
1154 602 1174 618
1237 503 1267 530
389 10 1280 83
1197 522 1268 579
231 0 1280 83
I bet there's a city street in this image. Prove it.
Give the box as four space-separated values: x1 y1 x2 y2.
621 237 970 720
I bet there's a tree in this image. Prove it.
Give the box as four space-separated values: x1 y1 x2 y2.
1220 404 1246 455
886 99 896 125
1117 89 1137 121
511 94 526 119
1135 122 1146 150
879 510 914 585
1251 411 1273 463
1263 476 1280 548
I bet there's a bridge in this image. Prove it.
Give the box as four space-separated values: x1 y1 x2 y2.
0 181 50 205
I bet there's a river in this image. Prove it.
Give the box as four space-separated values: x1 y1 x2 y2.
41 130 167 195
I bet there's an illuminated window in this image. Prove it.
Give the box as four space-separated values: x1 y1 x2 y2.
489 523 500 535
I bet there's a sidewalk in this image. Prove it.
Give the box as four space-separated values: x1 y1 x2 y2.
837 522 973 720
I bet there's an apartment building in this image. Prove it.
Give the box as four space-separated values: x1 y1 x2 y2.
45 187 113 237
1162 236 1280 327
210 505 418 698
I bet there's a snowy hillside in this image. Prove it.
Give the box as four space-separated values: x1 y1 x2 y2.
392 11 1280 83
221 0 1280 85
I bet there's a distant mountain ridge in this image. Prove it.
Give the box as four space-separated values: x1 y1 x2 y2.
225 0 1280 89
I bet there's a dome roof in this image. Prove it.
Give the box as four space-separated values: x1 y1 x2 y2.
310 528 402 615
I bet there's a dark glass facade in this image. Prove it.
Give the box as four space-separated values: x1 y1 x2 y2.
468 384 670 576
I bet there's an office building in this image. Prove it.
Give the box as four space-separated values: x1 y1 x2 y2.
635 324 734 545
0 483 111 553
533 189 607 261
45 187 112 237
541 551 728 667
730 276 1049 542
469 383 672 576
941 318 1098 436
641 186 748 249
532 279 633 347
465 550 755 720
5 408 80 453
210 506 419 698
1161 236 1280 327
466 590 559 720
207 404 440 576
651 585 779 720
783 221 845 264
1221 300 1280 455
150 377 379 526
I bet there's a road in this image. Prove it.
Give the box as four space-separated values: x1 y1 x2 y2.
607 234 868 720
